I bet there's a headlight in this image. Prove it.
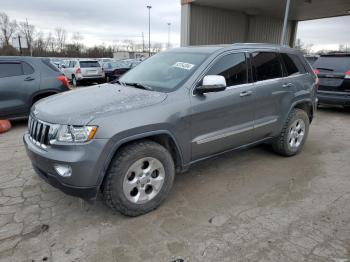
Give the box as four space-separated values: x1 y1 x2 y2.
54 125 97 143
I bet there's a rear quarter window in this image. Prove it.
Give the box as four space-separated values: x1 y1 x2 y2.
41 59 61 73
281 53 306 76
22 62 35 75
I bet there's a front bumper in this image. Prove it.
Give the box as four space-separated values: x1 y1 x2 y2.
317 91 350 106
24 134 109 200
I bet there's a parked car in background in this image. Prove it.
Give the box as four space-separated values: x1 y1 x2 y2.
313 53 350 108
0 56 69 119
24 44 317 216
99 58 114 64
103 59 143 82
62 59 105 87
102 60 124 82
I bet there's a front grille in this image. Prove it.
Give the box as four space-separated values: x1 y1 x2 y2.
28 116 51 148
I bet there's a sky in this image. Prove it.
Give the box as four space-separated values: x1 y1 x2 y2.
1 0 182 48
1 0 349 51
297 16 350 52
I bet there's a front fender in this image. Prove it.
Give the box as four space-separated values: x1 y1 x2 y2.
95 129 184 188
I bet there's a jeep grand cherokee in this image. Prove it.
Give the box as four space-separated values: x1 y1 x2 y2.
24 43 318 216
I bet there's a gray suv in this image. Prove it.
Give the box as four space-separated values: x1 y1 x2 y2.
24 44 318 216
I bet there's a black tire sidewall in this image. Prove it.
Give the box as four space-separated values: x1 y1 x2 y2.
107 142 175 214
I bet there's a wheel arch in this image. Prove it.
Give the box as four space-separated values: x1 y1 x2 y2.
292 99 314 123
97 130 184 189
31 90 59 106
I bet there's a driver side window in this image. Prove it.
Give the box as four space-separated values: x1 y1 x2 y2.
206 53 248 87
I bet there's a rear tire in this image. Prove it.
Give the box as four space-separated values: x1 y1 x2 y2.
272 109 310 156
72 75 79 87
102 140 175 217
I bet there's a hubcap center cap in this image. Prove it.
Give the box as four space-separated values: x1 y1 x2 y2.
139 176 148 185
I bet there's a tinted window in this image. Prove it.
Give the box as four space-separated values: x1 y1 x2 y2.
281 53 301 76
80 61 100 68
0 63 23 78
313 56 350 73
41 59 60 73
22 62 35 75
206 53 247 86
252 52 283 81
291 54 306 73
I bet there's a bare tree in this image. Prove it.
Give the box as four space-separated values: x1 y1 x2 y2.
0 12 18 46
45 32 55 52
295 38 313 54
33 31 46 55
71 32 83 44
19 20 35 55
55 27 66 53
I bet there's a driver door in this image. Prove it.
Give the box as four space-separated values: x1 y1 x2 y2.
190 52 255 161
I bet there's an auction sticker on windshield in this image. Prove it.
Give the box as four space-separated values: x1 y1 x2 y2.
173 62 195 70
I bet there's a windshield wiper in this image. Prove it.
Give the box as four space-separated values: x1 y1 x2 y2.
316 67 334 72
123 82 153 91
112 79 125 85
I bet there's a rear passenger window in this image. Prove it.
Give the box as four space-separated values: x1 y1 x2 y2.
281 53 306 76
0 63 23 78
22 62 35 75
206 53 247 86
252 52 283 81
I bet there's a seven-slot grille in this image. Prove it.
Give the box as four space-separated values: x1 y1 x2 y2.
28 115 51 148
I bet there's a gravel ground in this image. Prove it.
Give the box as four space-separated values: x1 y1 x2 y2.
0 107 349 262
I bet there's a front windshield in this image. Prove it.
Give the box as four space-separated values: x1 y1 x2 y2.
119 52 209 92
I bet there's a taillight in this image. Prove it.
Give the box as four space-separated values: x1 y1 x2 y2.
345 71 350 79
313 69 320 88
56 75 69 88
76 68 81 74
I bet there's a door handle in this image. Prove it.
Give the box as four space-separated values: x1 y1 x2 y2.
240 91 253 97
24 77 35 81
283 83 293 88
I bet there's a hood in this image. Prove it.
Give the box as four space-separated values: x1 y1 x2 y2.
33 83 167 125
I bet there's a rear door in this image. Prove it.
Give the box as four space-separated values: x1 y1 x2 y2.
190 52 255 160
0 60 40 118
313 55 350 93
250 51 291 140
280 52 313 97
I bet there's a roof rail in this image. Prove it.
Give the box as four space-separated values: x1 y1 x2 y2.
232 43 291 48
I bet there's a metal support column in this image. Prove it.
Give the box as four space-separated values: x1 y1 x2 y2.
280 0 291 46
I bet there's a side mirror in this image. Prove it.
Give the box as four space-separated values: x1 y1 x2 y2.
196 75 227 94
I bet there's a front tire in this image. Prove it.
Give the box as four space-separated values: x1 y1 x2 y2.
272 109 310 156
102 140 175 216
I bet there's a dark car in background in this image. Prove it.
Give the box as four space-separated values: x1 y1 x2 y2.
313 53 350 108
0 56 70 119
103 59 142 82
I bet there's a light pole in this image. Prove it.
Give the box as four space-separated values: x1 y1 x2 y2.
167 22 171 48
147 5 152 56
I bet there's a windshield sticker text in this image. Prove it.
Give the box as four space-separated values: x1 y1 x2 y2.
172 62 195 70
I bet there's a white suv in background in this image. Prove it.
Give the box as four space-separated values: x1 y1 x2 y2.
62 59 105 87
